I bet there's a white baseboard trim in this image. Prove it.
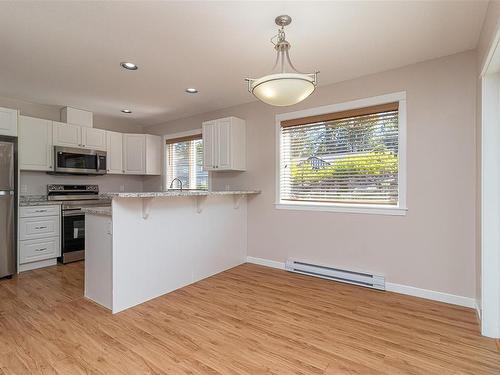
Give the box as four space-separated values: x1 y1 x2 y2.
385 282 476 308
246 256 285 270
18 258 57 272
474 300 482 321
246 256 476 309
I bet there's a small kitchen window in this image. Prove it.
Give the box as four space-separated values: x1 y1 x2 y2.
165 133 208 190
276 92 407 215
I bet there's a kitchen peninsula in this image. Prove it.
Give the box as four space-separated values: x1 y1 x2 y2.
83 190 259 313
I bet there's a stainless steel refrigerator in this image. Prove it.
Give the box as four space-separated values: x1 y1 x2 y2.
0 138 16 278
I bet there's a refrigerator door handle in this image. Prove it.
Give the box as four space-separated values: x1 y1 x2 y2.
0 191 14 196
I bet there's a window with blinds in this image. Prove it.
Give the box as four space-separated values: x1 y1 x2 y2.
166 134 208 190
279 102 399 206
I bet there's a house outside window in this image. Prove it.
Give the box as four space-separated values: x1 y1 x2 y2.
276 92 407 215
165 133 208 190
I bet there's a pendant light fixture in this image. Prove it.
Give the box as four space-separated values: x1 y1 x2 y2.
246 15 318 106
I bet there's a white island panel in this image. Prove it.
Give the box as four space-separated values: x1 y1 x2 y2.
85 214 113 310
111 195 247 313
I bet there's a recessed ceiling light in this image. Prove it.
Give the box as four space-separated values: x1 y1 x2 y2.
121 109 132 114
185 88 198 94
120 62 138 70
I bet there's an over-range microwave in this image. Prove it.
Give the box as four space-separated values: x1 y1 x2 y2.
53 146 107 175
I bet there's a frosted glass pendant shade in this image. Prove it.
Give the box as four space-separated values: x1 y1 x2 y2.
246 15 318 107
249 73 316 106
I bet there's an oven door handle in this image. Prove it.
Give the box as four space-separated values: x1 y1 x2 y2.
63 211 84 217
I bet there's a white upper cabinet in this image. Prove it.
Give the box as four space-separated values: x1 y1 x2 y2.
52 122 81 148
0 107 18 137
82 127 106 151
123 134 161 175
106 131 123 174
18 116 53 171
16 111 160 176
123 134 146 174
145 134 161 175
202 117 246 171
216 117 232 170
53 122 106 150
202 120 216 171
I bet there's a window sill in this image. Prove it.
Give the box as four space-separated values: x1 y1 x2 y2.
275 201 407 216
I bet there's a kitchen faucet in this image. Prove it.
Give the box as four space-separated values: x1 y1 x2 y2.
169 177 183 190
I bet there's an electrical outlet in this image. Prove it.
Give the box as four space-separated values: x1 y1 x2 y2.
20 184 28 194
120 185 125 192
225 184 230 191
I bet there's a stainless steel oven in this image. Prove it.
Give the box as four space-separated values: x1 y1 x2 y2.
47 184 110 264
54 146 107 175
62 208 85 263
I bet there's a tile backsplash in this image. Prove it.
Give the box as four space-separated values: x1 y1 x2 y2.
20 171 144 195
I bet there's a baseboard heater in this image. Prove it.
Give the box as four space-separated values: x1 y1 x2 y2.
285 259 385 291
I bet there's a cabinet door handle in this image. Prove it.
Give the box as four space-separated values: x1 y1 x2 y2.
35 226 47 230
35 210 47 213
35 248 47 252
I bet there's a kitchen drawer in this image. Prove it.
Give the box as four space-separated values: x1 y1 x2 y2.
20 205 60 218
19 237 60 264
19 215 60 240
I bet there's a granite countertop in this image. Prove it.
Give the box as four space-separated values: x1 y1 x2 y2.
81 206 112 216
99 190 261 198
19 196 62 207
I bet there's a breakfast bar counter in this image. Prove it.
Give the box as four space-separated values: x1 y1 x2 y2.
99 190 260 198
84 190 259 313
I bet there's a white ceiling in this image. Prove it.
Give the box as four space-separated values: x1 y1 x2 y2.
0 1 488 126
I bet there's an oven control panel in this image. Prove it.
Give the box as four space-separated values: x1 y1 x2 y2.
47 184 99 193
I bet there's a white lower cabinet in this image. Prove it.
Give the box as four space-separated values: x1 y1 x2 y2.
19 205 61 272
19 237 60 264
19 215 60 240
18 116 53 171
19 205 60 217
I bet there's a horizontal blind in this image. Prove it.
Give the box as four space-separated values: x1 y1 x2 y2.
166 137 208 190
280 104 399 205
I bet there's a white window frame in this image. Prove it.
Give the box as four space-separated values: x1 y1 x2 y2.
163 129 211 191
275 92 407 216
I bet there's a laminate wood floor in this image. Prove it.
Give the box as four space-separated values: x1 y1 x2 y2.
0 262 499 374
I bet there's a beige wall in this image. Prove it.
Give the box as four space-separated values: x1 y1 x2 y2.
0 96 143 133
146 51 478 298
